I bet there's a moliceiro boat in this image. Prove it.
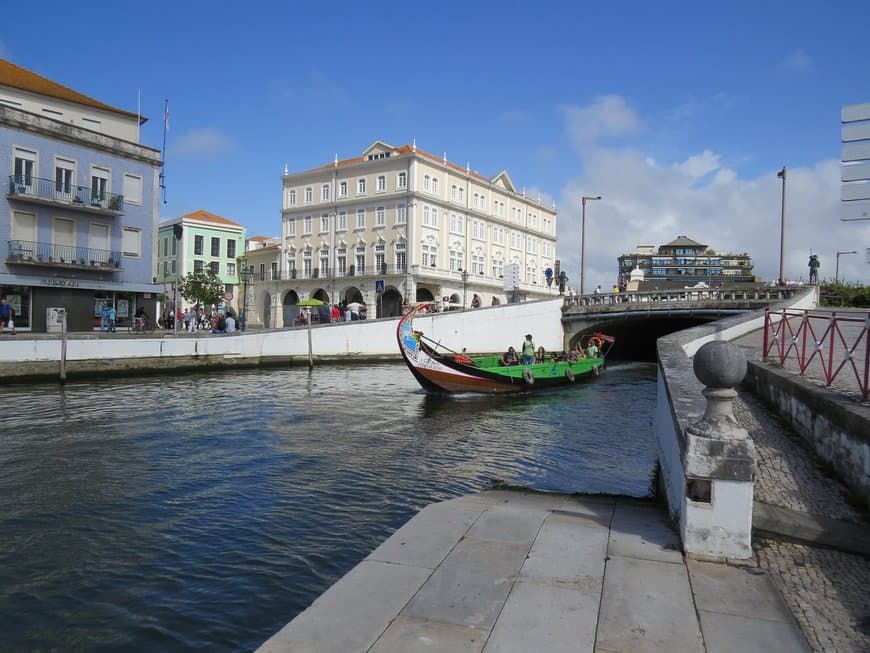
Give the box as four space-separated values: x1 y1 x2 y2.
396 303 614 394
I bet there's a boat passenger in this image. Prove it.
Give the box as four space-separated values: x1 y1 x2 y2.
586 338 599 359
535 346 547 363
521 334 535 365
501 346 519 366
567 343 586 362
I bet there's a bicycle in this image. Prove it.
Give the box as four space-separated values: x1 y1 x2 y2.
128 317 156 335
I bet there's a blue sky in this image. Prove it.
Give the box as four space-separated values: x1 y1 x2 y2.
2 0 869 287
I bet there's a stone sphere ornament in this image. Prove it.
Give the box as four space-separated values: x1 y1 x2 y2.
693 341 747 389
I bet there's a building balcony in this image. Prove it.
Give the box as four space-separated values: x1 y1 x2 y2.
6 240 123 271
7 176 124 216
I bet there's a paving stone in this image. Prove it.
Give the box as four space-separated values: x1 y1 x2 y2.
687 558 795 622
369 615 487 653
482 579 599 653
607 503 683 564
465 504 548 545
520 512 608 588
401 536 528 631
597 555 704 653
698 610 812 653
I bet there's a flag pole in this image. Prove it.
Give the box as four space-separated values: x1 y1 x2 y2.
159 99 168 204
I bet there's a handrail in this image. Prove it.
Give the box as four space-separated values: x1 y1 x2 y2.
6 239 122 268
762 308 869 401
564 287 797 309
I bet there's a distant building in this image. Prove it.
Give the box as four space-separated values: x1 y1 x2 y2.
617 236 756 289
0 58 162 331
157 210 246 314
242 236 281 328
276 140 558 324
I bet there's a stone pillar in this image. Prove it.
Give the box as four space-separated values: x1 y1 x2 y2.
682 341 756 560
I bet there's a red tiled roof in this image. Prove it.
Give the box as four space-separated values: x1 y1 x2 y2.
181 209 243 227
0 58 143 122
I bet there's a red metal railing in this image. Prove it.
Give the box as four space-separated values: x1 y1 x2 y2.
762 309 870 401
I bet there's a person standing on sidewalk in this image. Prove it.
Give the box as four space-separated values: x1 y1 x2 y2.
107 304 116 333
0 297 15 334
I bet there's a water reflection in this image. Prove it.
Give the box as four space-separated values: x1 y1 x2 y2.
0 361 657 652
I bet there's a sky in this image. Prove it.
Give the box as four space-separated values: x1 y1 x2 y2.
2 0 869 289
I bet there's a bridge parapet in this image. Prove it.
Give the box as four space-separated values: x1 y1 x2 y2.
564 288 800 314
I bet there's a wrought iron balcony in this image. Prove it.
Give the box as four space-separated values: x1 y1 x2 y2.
7 176 124 215
6 240 123 270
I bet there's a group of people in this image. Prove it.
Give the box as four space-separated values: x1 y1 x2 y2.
500 333 601 366
295 300 368 326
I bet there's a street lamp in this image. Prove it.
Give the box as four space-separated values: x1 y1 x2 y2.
460 268 468 308
580 195 601 295
777 167 786 284
835 250 857 284
240 265 253 331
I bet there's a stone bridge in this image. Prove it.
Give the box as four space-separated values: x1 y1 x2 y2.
561 288 801 360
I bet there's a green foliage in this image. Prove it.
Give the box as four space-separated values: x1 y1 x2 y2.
818 279 869 307
178 269 225 307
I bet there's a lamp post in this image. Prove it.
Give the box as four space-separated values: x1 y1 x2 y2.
460 268 468 308
240 265 253 331
835 250 857 284
777 167 786 284
580 195 601 295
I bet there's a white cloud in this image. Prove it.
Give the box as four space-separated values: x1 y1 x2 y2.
169 129 233 158
557 148 869 291
559 95 643 153
782 49 812 72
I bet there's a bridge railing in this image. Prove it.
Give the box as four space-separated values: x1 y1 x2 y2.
564 287 797 309
762 308 869 401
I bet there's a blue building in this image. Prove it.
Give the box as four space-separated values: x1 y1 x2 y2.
0 59 162 332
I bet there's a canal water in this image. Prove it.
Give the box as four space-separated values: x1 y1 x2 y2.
0 361 657 652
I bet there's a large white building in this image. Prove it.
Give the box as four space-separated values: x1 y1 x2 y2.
270 140 559 325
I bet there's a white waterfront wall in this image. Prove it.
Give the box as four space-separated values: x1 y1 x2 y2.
0 299 566 365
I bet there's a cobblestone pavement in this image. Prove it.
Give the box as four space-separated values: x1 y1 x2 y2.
735 390 870 653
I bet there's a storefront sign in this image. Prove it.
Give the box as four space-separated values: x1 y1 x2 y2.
40 278 80 288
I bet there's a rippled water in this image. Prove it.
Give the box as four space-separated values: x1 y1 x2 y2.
0 361 657 652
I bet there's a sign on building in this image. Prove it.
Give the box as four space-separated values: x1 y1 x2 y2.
842 102 870 221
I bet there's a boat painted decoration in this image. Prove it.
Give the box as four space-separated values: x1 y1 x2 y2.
396 303 614 394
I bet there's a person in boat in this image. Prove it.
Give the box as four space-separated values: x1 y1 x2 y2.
535 346 547 363
567 342 586 362
521 334 535 365
501 346 519 366
586 337 600 359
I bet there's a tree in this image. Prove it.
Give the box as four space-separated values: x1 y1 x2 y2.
178 268 225 308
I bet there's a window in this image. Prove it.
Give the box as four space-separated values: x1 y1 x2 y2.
357 178 366 195
287 218 296 237
194 260 204 272
288 189 297 206
210 237 220 257
321 184 330 201
432 177 439 194
395 242 406 270
423 175 431 192
209 261 219 275
396 203 407 224
397 172 407 189
303 248 312 277
122 227 141 257
375 206 385 226
321 213 329 233
303 215 312 234
271 262 279 280
375 244 385 272
163 261 168 277
171 259 176 274
320 248 329 275
355 245 366 272
356 209 366 229
451 185 459 201
123 173 142 204
13 147 36 190
339 181 347 197
227 262 236 277
227 239 236 259
421 243 437 268
259 263 266 281
91 165 109 205
55 157 75 201
423 206 438 228
194 235 204 255
449 247 462 272
337 211 347 230
511 231 520 249
473 220 485 240
337 247 347 275
492 257 504 279
450 213 464 234
304 187 313 204
472 254 485 276
376 175 386 192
